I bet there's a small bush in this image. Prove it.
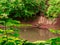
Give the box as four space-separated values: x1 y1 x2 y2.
0 36 23 45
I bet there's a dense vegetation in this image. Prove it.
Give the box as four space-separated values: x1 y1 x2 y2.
0 0 46 21
47 0 60 18
0 0 60 45
0 28 60 45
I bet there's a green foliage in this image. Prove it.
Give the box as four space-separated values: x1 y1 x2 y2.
47 0 60 18
40 0 46 13
0 29 19 37
0 29 60 45
23 37 60 45
0 29 23 45
0 18 20 27
0 0 60 45
49 29 60 34
46 37 60 45
0 36 23 45
0 0 46 21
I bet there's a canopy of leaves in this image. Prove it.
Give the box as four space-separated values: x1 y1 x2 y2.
0 0 46 21
47 0 60 18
